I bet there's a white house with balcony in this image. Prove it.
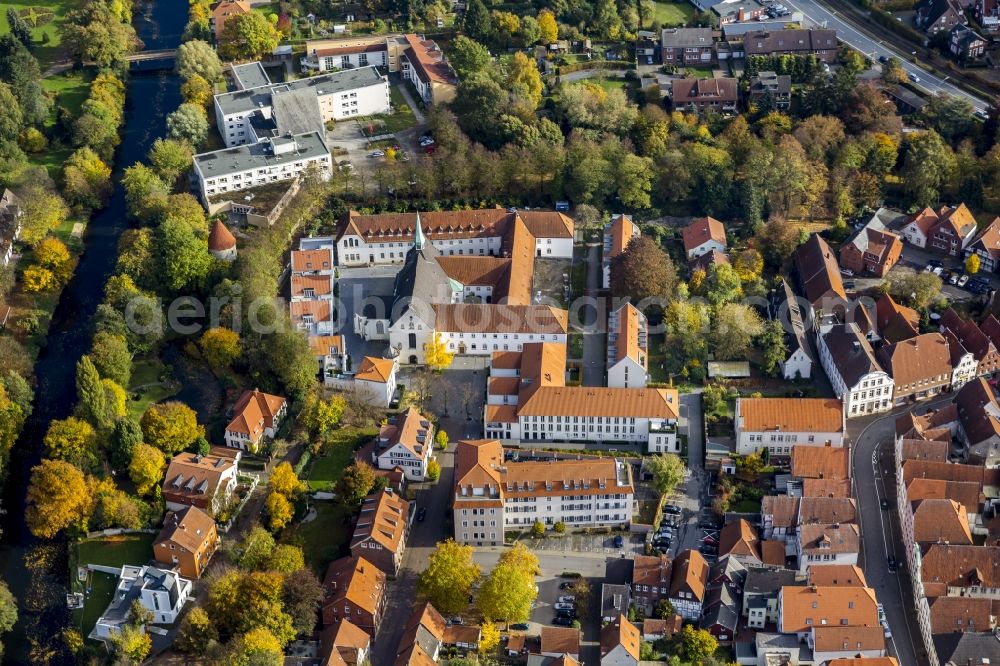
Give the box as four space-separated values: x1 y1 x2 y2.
92 565 192 641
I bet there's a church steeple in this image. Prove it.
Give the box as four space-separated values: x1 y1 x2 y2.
414 212 426 250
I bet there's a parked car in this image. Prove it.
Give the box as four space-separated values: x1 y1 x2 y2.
369 150 385 158
699 544 718 554
928 259 943 268
844 280 855 290
840 268 854 276
613 535 624 548
663 505 681 515
958 274 970 287
949 272 960 285
887 555 898 572
417 507 427 521
448 616 462 625
558 596 575 603
880 498 889 510
552 616 574 626
878 55 888 63
558 581 573 590
556 608 575 618
511 623 530 631
554 602 574 611
877 603 886 623
933 266 944 276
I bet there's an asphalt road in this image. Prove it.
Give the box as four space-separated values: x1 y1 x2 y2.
786 0 988 112
848 399 953 666
581 243 606 387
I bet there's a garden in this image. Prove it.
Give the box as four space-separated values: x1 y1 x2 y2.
1 0 68 67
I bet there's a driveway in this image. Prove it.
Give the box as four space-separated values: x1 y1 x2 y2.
847 399 953 666
580 243 605 386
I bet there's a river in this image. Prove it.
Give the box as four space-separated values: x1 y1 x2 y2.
0 1 185 661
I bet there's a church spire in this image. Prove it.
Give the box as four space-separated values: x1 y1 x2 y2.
414 212 426 250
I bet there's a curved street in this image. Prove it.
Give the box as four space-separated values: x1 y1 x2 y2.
848 397 953 666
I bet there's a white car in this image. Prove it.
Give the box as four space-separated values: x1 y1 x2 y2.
558 596 575 603
959 275 970 287
933 266 944 276
554 602 575 611
949 273 960 285
369 150 385 158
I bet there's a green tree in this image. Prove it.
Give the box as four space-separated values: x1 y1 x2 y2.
26 459 91 538
111 415 143 468
44 416 97 467
75 356 109 430
901 129 956 206
200 327 241 369
158 216 212 292
679 624 718 662
129 443 165 496
231 627 283 665
654 598 674 619
299 392 346 440
63 147 112 209
646 454 685 496
448 35 490 80
966 254 981 275
532 520 545 536
419 540 481 614
435 430 449 450
0 35 49 124
265 491 293 531
181 73 213 108
140 401 204 454
462 0 492 44
609 235 678 304
505 51 543 110
759 319 788 377
0 579 17 657
883 267 944 310
111 624 151 664
6 8 32 49
90 332 132 387
595 0 622 39
924 93 975 144
15 182 69 246
336 461 377 505
218 12 279 60
519 15 541 47
269 544 305 574
166 103 209 147
537 9 558 43
148 138 194 186
427 458 441 481
281 569 324 636
62 2 137 66
477 561 536 623
712 303 765 361
207 570 295 645
705 262 743 306
177 39 223 82
233 526 276 570
0 83 22 143
176 606 217 655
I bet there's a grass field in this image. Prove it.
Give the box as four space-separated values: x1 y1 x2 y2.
305 426 378 490
0 0 70 68
593 78 627 93
685 66 715 78
652 1 695 26
70 534 156 638
35 68 95 176
127 358 180 420
296 502 353 574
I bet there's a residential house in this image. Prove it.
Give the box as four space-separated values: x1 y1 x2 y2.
950 23 987 59
660 28 714 66
690 248 729 274
802 478 851 498
979 0 1000 30
152 506 219 579
734 397 845 456
702 0 769 24
668 549 709 620
839 210 903 277
743 568 800 629
92 566 192 640
911 498 974 552
776 279 815 380
796 523 861 573
321 556 387 633
934 632 1000 666
875 293 920 344
798 496 858 526
602 582 632 623
443 624 481 650
400 33 458 106
954 377 1000 464
807 564 868 587
812 626 888 664
899 204 978 255
876 333 953 404
310 335 347 383
630 554 672 616
965 217 1000 272
224 388 287 452
778 585 883 661
353 356 398 408
927 596 998 636
483 342 679 453
211 0 250 40
602 214 639 289
320 619 371 666
762 495 801 541
700 557 746 643
540 626 581 659
944 328 978 389
749 71 791 110
453 439 635 546
940 309 1000 378
349 489 411 575
162 449 238 514
719 519 762 566
642 616 681 641
600 615 640 666
791 445 851 481
0 189 22 266
300 34 406 73
636 30 659 65
671 78 739 114
817 323 894 418
682 216 727 260
393 602 446 663
606 303 648 389
372 407 433 481
916 0 967 34
795 234 847 314
742 29 839 63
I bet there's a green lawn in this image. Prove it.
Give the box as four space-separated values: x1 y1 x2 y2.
652 1 695 26
0 0 71 68
305 426 378 491
70 534 157 638
127 358 179 420
42 68 93 117
357 85 418 136
731 498 762 513
594 78 627 93
685 66 715 78
296 502 353 574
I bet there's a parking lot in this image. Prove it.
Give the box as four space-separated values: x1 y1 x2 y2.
525 532 645 557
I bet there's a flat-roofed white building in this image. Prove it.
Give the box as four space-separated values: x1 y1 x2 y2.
452 439 635 546
213 66 390 147
193 132 332 204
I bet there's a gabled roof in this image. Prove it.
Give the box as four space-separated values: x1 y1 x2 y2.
351 489 409 553
798 496 857 525
934 632 1000 666
798 523 860 554
540 626 580 656
309 335 345 358
600 615 640 661
812 626 885 654
821 323 884 388
912 499 973 546
779 585 878 634
906 478 983 514
795 234 846 306
632 554 672 587
319 619 371 666
719 518 760 561
954 377 1000 446
808 564 867 587
394 602 446 664
163 452 236 503
920 545 1000 597
453 439 503 495
670 549 709 602
899 438 950 463
377 407 431 460
604 214 639 261
226 388 286 437
928 596 997 634
355 356 395 383
431 303 568 335
154 506 216 554
738 398 844 434
322 556 386 618
876 333 952 387
780 279 815 363
875 294 919 343
762 495 800 528
792 445 851 480
968 217 1000 261
682 216 727 254
672 77 739 104
802 478 851 498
